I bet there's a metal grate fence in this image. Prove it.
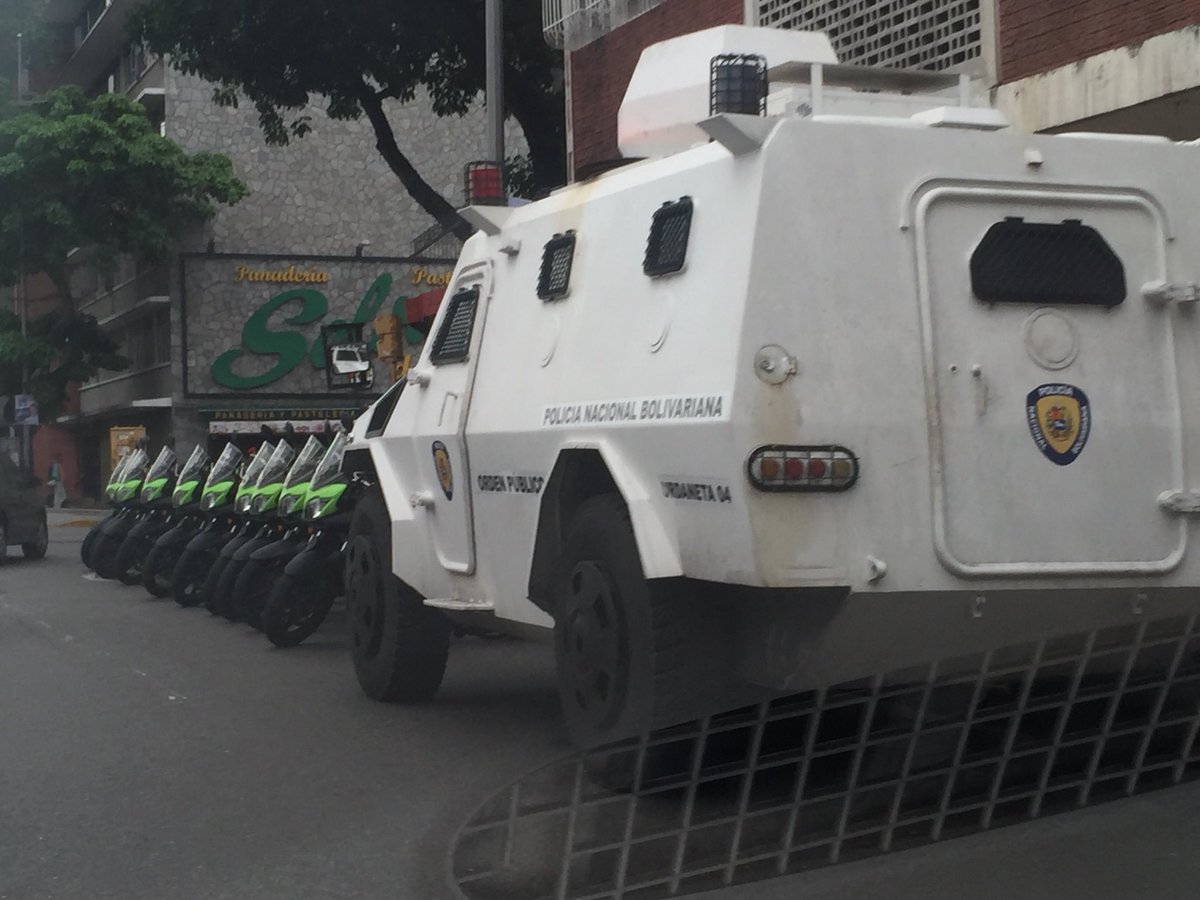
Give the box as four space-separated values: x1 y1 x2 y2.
453 614 1200 899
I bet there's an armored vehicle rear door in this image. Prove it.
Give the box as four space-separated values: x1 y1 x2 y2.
914 186 1184 577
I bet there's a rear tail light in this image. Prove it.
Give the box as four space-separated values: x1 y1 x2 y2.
748 445 859 492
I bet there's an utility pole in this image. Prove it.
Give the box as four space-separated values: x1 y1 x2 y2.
14 33 31 471
485 0 505 169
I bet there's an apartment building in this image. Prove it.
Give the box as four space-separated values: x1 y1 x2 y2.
548 0 1200 178
18 0 516 499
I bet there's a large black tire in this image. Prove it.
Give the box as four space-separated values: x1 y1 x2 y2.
263 572 338 648
114 530 155 585
201 555 232 616
81 522 102 569
144 542 184 598
553 494 717 753
345 490 450 702
230 558 280 628
22 514 48 560
172 548 211 608
92 530 126 580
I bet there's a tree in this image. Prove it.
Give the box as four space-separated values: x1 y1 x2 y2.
0 308 128 421
0 85 247 305
131 1 566 237
0 86 245 414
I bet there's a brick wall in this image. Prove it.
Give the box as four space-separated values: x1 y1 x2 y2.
999 0 1200 83
570 0 743 177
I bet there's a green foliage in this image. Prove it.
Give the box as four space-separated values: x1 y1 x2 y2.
132 0 566 213
0 308 128 419
0 86 247 298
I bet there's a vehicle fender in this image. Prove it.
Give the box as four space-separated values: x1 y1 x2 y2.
233 535 276 562
126 516 168 542
248 536 306 564
555 439 683 579
282 544 332 579
218 533 254 560
185 528 232 554
100 515 136 539
155 522 199 549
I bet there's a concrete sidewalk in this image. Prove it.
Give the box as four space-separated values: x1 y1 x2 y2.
47 507 107 527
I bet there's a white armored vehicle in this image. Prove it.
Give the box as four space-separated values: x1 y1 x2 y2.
344 26 1200 751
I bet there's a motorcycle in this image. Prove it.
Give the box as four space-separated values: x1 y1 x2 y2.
112 446 180 585
201 439 296 619
90 449 154 580
173 441 269 608
81 452 136 570
140 445 217 597
261 430 363 647
226 435 327 627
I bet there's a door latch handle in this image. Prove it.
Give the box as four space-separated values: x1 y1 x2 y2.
1158 490 1200 514
1142 281 1200 306
410 491 435 509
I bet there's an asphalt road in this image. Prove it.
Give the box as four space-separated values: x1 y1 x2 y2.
2 522 1200 900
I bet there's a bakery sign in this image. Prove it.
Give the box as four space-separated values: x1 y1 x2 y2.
197 264 450 392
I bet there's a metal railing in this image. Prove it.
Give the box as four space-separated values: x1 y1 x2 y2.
453 614 1200 899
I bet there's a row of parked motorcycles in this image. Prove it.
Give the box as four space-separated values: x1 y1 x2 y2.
80 431 362 647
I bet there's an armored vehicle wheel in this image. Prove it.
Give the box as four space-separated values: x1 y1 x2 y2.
22 515 48 560
554 494 707 753
262 573 337 648
346 490 450 702
172 548 210 607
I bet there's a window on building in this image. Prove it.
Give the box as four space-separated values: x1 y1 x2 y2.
757 0 982 71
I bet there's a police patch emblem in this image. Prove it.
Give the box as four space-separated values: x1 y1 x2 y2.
1026 384 1091 466
432 441 454 499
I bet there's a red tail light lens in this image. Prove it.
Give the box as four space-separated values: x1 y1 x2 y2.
748 445 859 493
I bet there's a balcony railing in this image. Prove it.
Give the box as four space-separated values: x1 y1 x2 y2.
78 265 170 326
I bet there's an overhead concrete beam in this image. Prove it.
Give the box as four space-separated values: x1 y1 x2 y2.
994 25 1200 134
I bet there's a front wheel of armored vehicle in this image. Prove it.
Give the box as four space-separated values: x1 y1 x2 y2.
553 494 706 755
345 490 450 702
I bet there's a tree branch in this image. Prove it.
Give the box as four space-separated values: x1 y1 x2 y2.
355 84 473 241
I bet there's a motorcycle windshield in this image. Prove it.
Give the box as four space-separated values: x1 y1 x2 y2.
284 436 325 489
120 449 149 484
146 447 178 484
256 441 296 488
176 446 210 486
204 443 244 490
310 431 348 490
107 455 131 488
239 441 274 490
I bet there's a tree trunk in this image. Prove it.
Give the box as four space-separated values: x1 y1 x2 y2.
356 85 473 241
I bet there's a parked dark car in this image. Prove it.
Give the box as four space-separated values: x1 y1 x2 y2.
0 455 49 564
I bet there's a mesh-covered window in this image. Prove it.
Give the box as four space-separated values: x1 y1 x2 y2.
758 0 981 72
970 218 1126 308
429 286 480 364
643 197 693 277
537 231 576 301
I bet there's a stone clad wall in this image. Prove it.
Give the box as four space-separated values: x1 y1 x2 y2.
162 68 523 437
